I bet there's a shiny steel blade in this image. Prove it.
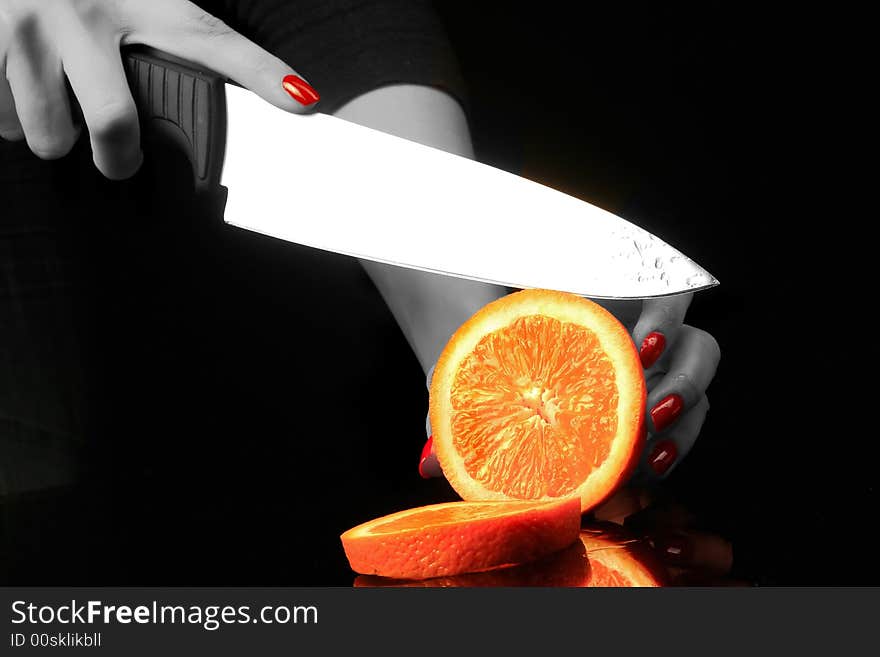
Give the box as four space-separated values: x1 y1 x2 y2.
220 85 718 299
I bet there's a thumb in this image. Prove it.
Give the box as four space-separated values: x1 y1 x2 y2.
126 0 320 112
420 364 443 478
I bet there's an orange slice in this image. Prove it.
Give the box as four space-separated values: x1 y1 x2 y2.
349 527 667 588
580 528 666 587
340 497 581 580
352 539 589 587
430 289 646 512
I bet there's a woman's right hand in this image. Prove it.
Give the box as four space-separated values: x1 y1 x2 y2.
0 0 320 179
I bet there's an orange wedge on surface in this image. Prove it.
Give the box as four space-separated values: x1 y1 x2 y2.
429 289 646 513
340 497 581 580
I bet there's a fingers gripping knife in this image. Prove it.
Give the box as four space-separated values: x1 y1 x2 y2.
123 47 718 299
124 47 229 216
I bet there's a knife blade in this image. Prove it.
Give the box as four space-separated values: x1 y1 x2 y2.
125 47 717 299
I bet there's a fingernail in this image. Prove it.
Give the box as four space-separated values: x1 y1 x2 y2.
639 332 666 369
418 435 434 479
282 75 320 105
650 393 683 433
647 440 678 476
654 534 693 565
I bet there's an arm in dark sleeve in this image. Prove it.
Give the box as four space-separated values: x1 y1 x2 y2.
198 0 469 115
196 0 504 375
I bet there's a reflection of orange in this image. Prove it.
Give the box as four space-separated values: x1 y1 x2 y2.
353 539 589 588
580 528 667 587
350 525 670 588
340 497 581 580
430 289 646 513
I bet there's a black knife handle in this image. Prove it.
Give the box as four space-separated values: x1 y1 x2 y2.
123 46 227 197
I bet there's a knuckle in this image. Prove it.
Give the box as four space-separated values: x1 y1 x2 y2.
68 0 129 42
18 101 79 158
189 9 234 39
27 132 75 159
71 0 104 24
670 372 701 404
647 299 683 331
0 128 25 141
2 1 107 42
679 324 721 362
646 292 691 322
0 118 25 140
25 92 54 119
88 100 137 143
691 394 711 419
691 326 721 360
702 394 711 414
645 370 665 389
69 0 122 25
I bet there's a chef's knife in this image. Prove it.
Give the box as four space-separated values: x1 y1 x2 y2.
123 47 717 299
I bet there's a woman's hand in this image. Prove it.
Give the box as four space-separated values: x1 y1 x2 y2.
328 84 722 485
0 0 319 179
419 293 721 483
627 293 721 483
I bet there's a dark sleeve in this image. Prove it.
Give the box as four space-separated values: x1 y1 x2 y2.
197 0 469 115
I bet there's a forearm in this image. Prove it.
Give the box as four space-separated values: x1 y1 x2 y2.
357 264 507 373
333 85 508 374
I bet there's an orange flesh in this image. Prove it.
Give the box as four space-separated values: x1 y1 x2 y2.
341 498 583 580
450 315 618 498
586 560 632 587
371 503 528 533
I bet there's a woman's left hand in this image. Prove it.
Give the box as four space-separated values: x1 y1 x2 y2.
626 293 721 483
418 292 721 484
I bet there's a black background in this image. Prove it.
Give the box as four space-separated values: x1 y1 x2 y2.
430 4 872 585
2 4 870 586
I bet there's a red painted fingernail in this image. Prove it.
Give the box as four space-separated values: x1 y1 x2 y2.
418 435 434 479
282 75 320 105
650 393 684 432
639 331 666 369
648 440 678 476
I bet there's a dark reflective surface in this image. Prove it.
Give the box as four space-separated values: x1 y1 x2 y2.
1 4 872 587
352 526 670 588
347 490 747 588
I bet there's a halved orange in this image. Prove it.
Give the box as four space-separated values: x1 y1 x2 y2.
429 289 646 513
340 497 581 580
